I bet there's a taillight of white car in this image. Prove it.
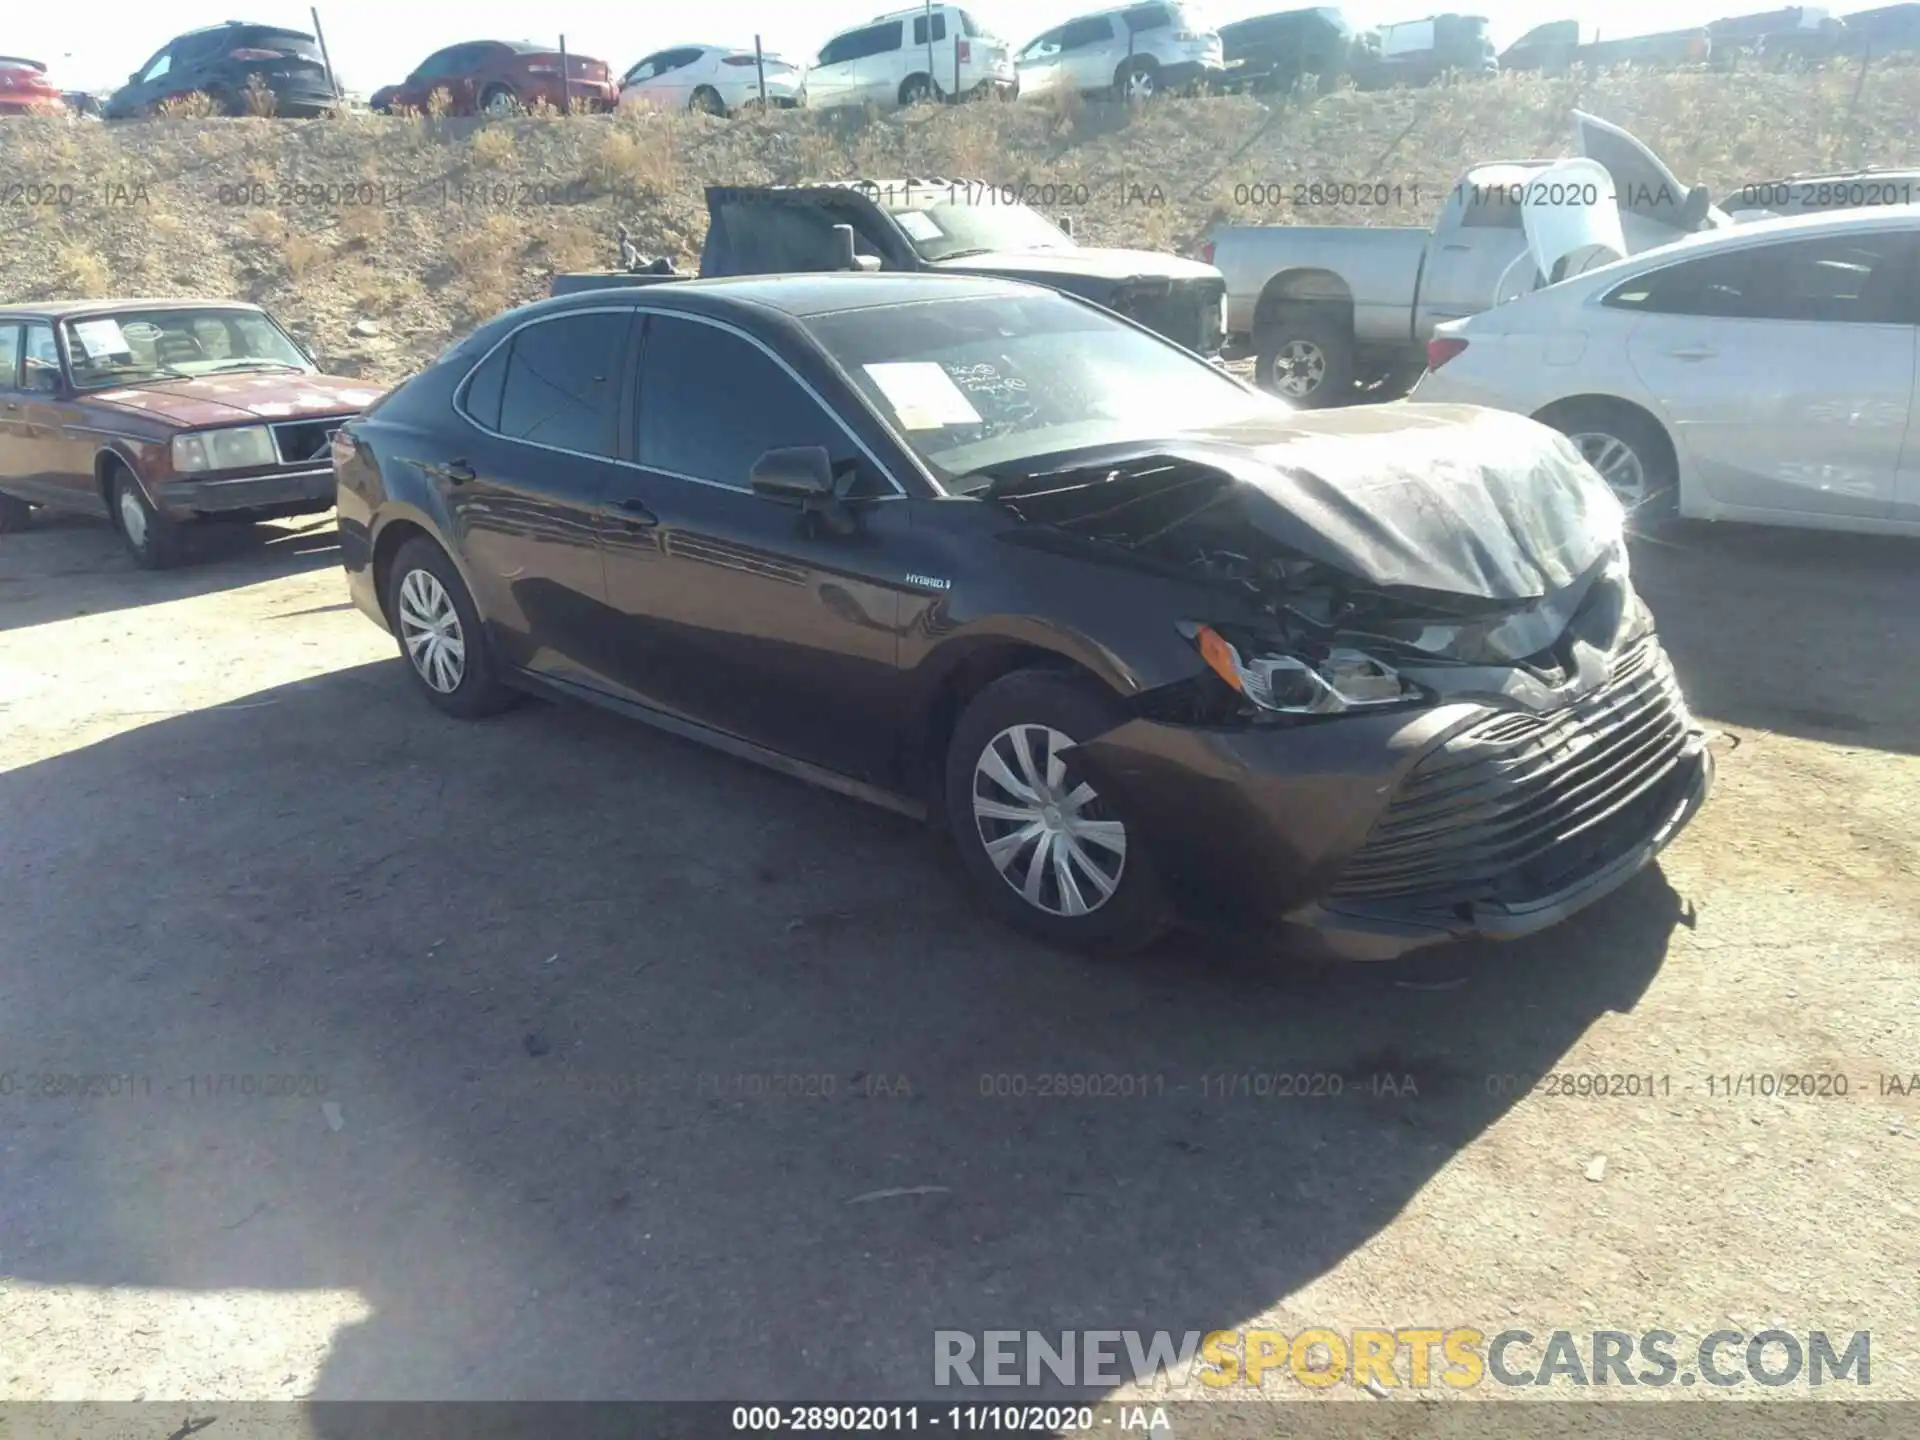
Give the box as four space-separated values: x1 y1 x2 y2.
1427 337 1469 369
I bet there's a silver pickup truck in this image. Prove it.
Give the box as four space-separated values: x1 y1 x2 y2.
1208 111 1733 405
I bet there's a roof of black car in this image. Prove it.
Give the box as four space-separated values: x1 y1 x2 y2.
548 272 1036 319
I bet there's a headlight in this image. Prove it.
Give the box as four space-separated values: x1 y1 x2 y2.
1189 623 1420 715
172 425 277 473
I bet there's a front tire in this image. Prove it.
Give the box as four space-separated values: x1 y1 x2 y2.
112 470 186 569
944 670 1170 955
0 492 32 534
1254 312 1354 407
384 536 521 719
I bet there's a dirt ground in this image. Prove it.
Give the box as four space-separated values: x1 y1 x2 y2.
0 507 1916 1416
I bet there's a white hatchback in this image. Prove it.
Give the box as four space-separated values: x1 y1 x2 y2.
618 44 805 115
1411 207 1920 535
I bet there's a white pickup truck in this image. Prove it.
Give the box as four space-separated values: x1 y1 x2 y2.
1207 111 1734 406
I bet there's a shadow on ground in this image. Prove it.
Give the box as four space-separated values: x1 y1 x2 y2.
1629 522 1920 755
0 655 1685 1402
0 513 342 633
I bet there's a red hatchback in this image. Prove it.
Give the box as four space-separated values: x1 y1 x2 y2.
371 39 617 115
0 57 63 115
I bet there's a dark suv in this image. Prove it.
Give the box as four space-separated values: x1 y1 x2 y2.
106 22 336 118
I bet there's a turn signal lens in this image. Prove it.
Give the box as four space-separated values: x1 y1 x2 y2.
1194 624 1245 692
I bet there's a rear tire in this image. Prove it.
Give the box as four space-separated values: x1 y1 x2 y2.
1115 57 1160 102
944 670 1171 956
1254 312 1354 408
480 84 520 117
899 74 935 105
383 536 521 719
0 492 31 534
112 469 186 569
689 85 726 115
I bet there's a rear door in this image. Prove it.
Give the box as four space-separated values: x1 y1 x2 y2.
446 305 636 688
1620 230 1917 518
598 311 910 784
1063 15 1122 90
17 321 94 510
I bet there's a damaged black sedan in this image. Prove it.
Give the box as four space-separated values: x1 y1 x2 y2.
333 274 1712 958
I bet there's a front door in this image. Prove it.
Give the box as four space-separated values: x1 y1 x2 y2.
598 311 909 785
1624 230 1917 519
17 322 98 512
442 305 636 688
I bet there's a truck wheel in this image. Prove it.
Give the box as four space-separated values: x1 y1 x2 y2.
899 74 936 105
1254 314 1353 407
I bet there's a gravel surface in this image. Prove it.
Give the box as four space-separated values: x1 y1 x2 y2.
0 510 1916 1409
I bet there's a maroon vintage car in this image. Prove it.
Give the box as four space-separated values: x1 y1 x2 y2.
369 39 619 115
0 299 384 567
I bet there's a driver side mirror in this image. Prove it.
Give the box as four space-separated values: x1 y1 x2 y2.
750 445 834 498
1679 184 1713 230
833 223 883 273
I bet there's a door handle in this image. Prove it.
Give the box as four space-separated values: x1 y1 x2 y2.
442 458 476 483
1666 345 1717 361
615 496 658 528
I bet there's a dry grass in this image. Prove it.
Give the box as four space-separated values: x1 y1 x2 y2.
241 77 278 118
4 62 1920 382
157 92 218 119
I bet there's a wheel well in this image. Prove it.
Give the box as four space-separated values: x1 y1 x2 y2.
913 643 1100 815
898 72 935 101
1532 395 1678 474
95 451 131 519
370 519 433 622
1252 268 1354 345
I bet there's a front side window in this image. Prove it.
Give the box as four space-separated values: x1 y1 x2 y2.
141 52 173 82
1021 28 1064 58
62 307 311 388
636 314 874 493
491 311 630 456
803 291 1285 489
1746 233 1915 324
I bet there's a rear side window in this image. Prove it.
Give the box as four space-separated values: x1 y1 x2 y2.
473 311 630 455
1124 5 1174 31
460 340 510 430
1063 16 1116 48
0 325 20 389
1604 249 1756 317
636 314 871 492
913 13 948 43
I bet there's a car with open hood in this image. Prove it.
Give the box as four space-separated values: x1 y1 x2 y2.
332 273 1711 959
0 300 383 566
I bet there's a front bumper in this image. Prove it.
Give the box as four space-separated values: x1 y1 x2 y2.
155 465 335 519
1076 634 1712 960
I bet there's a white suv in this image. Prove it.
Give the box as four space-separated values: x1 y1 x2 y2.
807 5 1016 110
1015 1 1225 102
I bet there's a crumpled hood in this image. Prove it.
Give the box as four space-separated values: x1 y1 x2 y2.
1009 402 1625 603
934 246 1223 285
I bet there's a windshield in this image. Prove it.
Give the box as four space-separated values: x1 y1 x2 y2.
804 291 1288 492
881 196 1075 262
62 307 312 389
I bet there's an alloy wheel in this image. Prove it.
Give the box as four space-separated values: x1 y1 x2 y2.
397 567 467 694
1268 339 1327 398
1569 430 1649 507
483 89 518 117
972 723 1127 918
1125 68 1156 101
117 485 149 549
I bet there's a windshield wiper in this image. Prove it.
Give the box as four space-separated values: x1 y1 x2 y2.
201 359 308 373
932 248 1001 262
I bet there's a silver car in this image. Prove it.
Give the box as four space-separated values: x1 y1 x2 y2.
1015 1 1225 102
1412 206 1920 535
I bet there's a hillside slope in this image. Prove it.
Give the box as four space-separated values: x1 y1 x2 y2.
3 61 1917 383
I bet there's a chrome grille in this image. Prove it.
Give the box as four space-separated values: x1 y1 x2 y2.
1329 638 1697 909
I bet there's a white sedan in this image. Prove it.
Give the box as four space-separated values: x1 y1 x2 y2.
1411 206 1920 536
617 44 805 114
